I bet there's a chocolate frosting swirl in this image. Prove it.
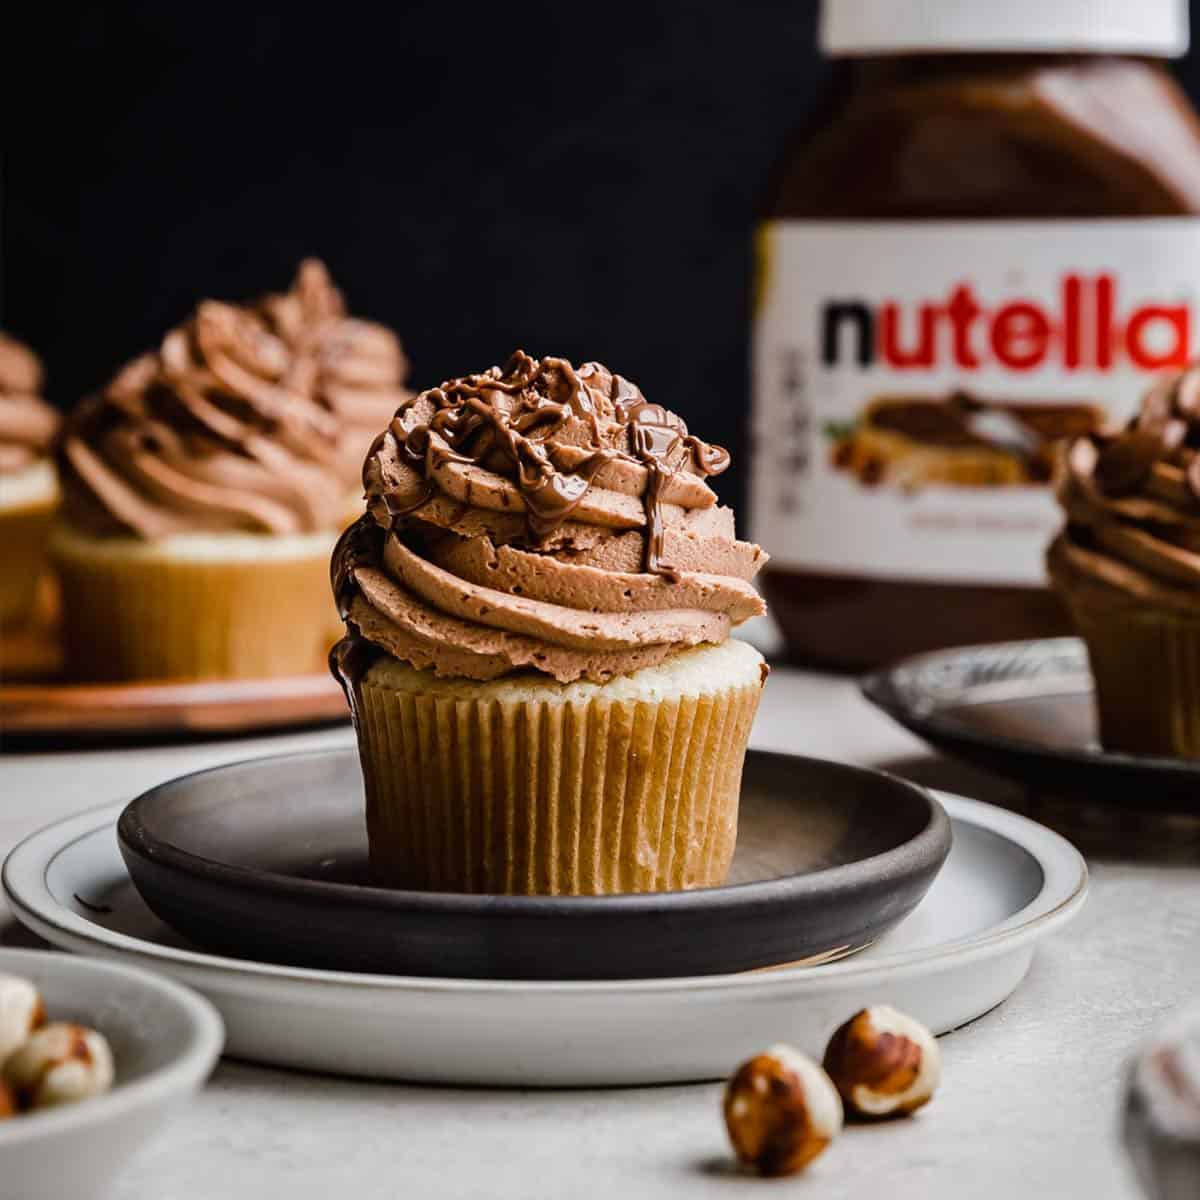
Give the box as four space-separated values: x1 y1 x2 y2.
332 350 766 684
1051 364 1200 611
259 259 412 490
0 334 59 475
58 301 348 537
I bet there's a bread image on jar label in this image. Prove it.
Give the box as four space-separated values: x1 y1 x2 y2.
826 393 1103 491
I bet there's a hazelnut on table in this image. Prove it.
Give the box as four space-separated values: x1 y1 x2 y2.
0 974 46 1063
3 1022 115 1111
723 1044 844 1176
1124 1004 1200 1199
823 1005 941 1119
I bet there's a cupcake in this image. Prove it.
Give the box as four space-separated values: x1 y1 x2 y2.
0 335 60 629
333 350 769 894
259 259 412 519
1049 364 1200 757
52 299 349 681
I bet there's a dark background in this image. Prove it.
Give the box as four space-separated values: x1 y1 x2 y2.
7 1 1200 508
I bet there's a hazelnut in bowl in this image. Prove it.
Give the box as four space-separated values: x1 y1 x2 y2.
0 947 223 1200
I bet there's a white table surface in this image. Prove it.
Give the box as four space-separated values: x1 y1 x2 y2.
3 666 1197 1200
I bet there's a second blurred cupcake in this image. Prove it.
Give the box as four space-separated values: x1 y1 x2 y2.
53 300 348 681
259 259 411 521
0 334 59 630
1049 365 1200 757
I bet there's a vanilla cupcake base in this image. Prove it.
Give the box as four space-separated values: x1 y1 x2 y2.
50 525 339 681
350 638 767 895
0 461 58 629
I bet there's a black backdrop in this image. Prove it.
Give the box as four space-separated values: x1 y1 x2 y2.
7 1 1200 508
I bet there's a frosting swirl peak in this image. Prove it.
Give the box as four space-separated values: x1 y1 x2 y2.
0 333 59 476
259 259 412 490
59 301 347 538
1051 363 1200 610
334 350 765 683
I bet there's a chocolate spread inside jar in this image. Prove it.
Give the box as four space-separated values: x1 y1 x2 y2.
752 0 1200 669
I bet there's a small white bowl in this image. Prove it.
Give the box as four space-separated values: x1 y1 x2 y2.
0 948 224 1200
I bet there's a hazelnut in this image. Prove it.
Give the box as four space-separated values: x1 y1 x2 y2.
823 1005 941 1119
0 1080 16 1120
1123 1004 1200 1197
2 1023 115 1111
723 1044 843 1176
0 974 46 1063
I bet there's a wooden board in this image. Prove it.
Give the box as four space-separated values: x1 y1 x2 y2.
1 674 348 737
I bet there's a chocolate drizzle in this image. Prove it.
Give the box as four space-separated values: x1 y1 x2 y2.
329 631 383 719
328 519 387 709
615 397 732 579
330 515 384 620
387 350 729 577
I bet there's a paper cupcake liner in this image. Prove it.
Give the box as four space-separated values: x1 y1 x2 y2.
1065 591 1200 758
50 529 338 681
0 496 56 628
1050 536 1200 757
354 656 765 895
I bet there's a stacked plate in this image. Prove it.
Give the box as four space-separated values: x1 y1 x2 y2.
863 637 1200 811
2 748 1086 1086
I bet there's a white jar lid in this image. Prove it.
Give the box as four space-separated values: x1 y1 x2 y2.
820 0 1188 57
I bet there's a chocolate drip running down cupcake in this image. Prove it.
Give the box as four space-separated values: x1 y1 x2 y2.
334 349 766 685
0 334 60 627
333 351 768 895
52 300 353 681
1049 364 1200 756
259 259 412 497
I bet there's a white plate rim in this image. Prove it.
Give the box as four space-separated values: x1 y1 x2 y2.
3 791 1087 998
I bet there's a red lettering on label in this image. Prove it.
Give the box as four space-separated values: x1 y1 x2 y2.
946 285 981 369
879 303 936 367
824 274 1193 372
1063 275 1082 369
1096 275 1114 369
990 302 1051 369
1126 306 1190 369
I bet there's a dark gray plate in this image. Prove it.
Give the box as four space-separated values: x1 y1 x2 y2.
116 749 951 981
863 637 1200 812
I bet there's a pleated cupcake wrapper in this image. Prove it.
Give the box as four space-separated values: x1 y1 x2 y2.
1062 587 1200 758
0 498 56 627
51 542 337 681
354 676 764 895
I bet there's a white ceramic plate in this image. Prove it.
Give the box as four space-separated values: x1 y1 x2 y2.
3 794 1086 1087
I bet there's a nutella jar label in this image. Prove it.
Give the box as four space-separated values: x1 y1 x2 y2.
751 219 1200 585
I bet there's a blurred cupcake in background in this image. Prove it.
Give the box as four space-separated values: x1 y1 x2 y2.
52 299 348 681
1049 364 1200 758
0 334 60 630
259 259 412 520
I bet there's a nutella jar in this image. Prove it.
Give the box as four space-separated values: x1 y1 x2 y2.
751 0 1200 669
